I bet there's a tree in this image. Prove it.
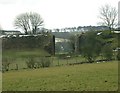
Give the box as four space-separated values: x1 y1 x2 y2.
79 31 102 63
101 44 113 60
29 12 44 34
99 4 117 30
69 35 76 53
117 50 120 60
14 13 29 34
14 12 44 34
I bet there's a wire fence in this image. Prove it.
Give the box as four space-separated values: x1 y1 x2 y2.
2 55 87 72
2 54 116 72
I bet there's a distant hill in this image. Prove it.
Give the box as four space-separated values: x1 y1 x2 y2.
77 26 109 31
51 26 110 39
51 32 72 39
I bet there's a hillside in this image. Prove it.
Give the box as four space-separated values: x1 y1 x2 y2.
51 32 72 39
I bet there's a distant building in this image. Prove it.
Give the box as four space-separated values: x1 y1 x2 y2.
0 30 21 35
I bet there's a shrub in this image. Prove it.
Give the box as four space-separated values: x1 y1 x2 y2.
39 57 51 68
26 57 36 69
2 57 15 72
117 50 120 60
101 44 113 60
79 31 102 63
26 56 51 69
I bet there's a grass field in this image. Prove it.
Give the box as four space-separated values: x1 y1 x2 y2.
0 72 2 92
2 61 118 91
2 49 51 70
3 49 88 70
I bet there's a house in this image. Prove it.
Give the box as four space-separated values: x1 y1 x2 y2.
0 30 21 35
112 30 120 34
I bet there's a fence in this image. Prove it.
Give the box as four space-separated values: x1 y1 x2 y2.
2 55 87 72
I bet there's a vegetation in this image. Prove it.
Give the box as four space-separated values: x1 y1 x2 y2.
26 57 51 68
2 33 54 53
14 12 44 34
99 4 117 30
101 44 113 60
68 30 119 63
2 49 50 72
52 32 72 39
2 29 118 71
79 31 102 62
1 4 119 91
117 50 120 60
2 61 118 91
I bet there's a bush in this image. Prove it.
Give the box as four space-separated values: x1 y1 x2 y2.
79 31 102 63
101 44 113 60
26 57 36 69
26 56 51 69
117 50 120 60
2 57 16 72
39 57 51 68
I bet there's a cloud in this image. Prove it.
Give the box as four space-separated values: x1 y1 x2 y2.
0 0 119 30
0 0 40 5
0 0 17 5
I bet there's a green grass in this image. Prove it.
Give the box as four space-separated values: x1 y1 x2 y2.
3 49 50 58
0 72 2 92
2 61 118 91
6 56 87 70
52 56 86 66
3 49 87 70
2 49 51 70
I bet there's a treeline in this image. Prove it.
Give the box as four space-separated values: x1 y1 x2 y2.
70 30 120 62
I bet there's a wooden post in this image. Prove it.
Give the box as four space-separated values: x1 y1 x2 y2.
52 35 55 56
58 58 59 66
75 35 80 55
16 64 18 70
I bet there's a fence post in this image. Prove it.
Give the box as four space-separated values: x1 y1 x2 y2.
67 58 68 65
15 64 18 70
52 35 55 56
58 58 60 66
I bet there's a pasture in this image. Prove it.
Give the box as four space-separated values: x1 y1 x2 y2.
0 72 1 92
2 61 118 91
2 49 87 70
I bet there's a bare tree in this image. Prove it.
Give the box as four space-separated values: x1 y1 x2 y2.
99 4 117 30
14 12 44 34
14 13 29 34
29 12 44 34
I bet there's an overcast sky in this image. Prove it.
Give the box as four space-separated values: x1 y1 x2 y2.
0 0 119 30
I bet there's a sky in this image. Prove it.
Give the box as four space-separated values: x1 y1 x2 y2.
0 0 119 31
118 1 120 27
